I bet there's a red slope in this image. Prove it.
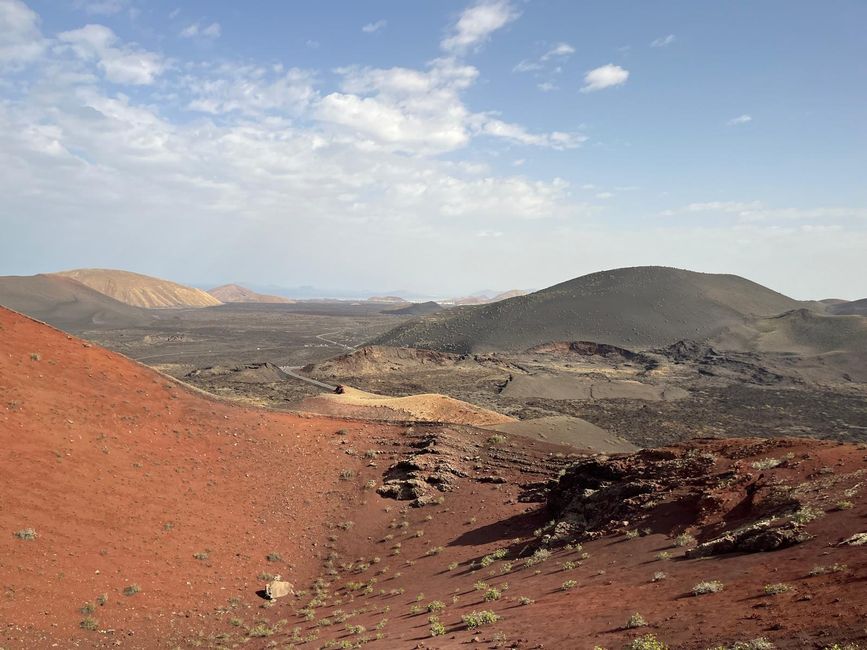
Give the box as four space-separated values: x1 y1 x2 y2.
0 307 401 647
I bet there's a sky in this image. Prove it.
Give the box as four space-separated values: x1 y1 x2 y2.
1 0 865 299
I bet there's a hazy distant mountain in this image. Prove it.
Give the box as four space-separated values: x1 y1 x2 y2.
450 289 528 305
208 284 292 304
0 274 154 329
373 266 813 353
54 269 221 309
828 298 867 316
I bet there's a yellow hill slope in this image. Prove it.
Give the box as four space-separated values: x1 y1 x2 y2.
54 268 222 309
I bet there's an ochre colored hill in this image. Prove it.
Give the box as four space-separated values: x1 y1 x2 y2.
300 385 515 427
54 268 222 308
374 266 813 353
207 283 293 304
0 273 155 329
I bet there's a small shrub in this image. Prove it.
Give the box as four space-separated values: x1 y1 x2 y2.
266 552 282 562
835 500 854 510
430 621 446 636
462 610 500 629
79 616 98 631
427 600 445 614
626 612 647 628
339 469 354 481
627 634 669 650
728 638 775 650
96 593 108 606
247 622 274 637
30 352 41 361
561 579 577 591
751 458 782 470
791 506 822 524
763 583 791 595
123 584 141 596
487 434 506 445
673 533 695 547
625 529 640 539
656 551 671 561
809 563 847 576
692 580 724 596
524 548 551 567
193 551 209 561
651 571 667 582
484 587 501 601
562 560 577 571
448 562 459 571
518 596 534 605
14 528 37 541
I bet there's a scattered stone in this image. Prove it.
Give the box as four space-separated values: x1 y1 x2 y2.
265 577 293 600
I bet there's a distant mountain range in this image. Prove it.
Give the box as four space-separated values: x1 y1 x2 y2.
207 284 293 304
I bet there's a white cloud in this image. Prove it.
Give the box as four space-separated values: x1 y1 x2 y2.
0 0 45 69
595 191 614 199
514 41 574 74
74 0 129 15
441 0 519 54
180 22 221 40
541 42 574 60
362 19 386 34
650 34 675 48
537 81 557 92
580 64 629 92
58 24 165 85
185 64 316 116
727 114 752 126
686 201 763 213
315 59 583 155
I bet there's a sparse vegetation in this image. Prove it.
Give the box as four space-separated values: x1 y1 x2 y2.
14 528 37 540
627 634 669 650
79 616 98 631
674 532 695 547
692 580 724 595
462 610 500 629
809 563 847 576
193 551 209 561
835 500 854 510
791 506 822 524
266 552 282 562
122 584 141 596
430 620 446 636
561 579 577 591
656 551 671 561
518 596 534 605
763 583 792 595
487 434 506 445
484 587 502 601
626 612 647 628
427 600 445 614
339 469 354 481
751 458 783 470
651 571 667 582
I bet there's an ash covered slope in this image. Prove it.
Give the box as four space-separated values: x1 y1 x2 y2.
54 268 222 308
374 266 810 353
0 273 155 329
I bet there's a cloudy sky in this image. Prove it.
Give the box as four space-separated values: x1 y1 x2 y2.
1 0 865 298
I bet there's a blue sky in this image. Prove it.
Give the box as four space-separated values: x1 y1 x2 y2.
1 0 865 298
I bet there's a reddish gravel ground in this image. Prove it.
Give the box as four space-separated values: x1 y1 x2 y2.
1 306 866 650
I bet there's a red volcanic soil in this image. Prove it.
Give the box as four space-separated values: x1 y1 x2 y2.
2 306 866 649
